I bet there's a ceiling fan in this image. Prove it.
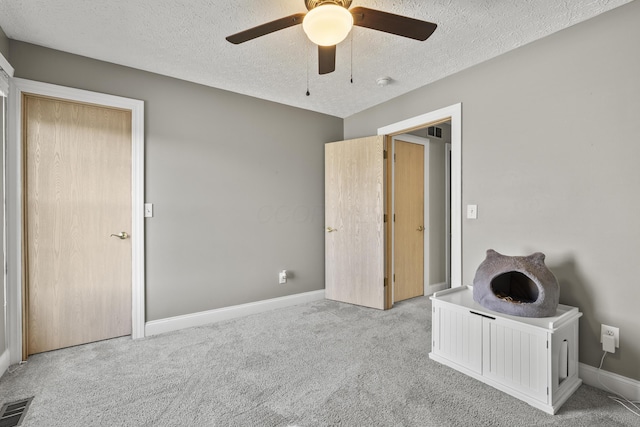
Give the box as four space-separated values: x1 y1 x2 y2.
226 0 437 75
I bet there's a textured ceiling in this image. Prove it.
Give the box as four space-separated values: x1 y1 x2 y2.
0 0 632 118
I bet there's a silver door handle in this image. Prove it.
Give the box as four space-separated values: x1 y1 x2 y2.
326 227 337 233
417 226 424 232
110 232 129 239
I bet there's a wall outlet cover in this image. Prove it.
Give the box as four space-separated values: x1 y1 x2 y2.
278 270 287 284
466 204 478 219
600 324 619 348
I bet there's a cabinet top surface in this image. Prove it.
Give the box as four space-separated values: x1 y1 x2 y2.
431 286 582 330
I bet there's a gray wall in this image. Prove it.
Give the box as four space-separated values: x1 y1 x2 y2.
0 24 8 356
427 139 446 285
9 41 343 321
1 94 6 356
345 1 640 381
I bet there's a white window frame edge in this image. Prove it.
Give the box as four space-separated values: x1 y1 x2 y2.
0 52 14 78
378 103 462 288
7 78 145 364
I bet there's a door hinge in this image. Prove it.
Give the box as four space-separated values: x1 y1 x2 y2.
383 150 388 159
393 274 395 282
547 387 549 395
384 278 388 287
546 341 549 349
384 214 387 223
394 153 396 162
393 214 396 222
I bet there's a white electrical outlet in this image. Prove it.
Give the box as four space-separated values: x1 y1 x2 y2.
601 324 619 348
278 270 287 284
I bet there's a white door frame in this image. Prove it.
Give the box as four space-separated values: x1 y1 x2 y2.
7 78 145 363
445 142 452 287
378 103 462 289
391 134 430 299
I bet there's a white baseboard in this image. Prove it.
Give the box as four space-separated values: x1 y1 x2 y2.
580 362 640 401
145 290 326 337
426 282 449 296
0 349 10 377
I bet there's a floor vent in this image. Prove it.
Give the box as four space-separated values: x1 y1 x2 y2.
0 397 33 427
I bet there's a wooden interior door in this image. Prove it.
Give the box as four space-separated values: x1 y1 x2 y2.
23 94 132 355
325 136 386 309
394 139 424 302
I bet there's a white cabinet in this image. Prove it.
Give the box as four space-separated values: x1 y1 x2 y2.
431 298 483 374
430 286 582 415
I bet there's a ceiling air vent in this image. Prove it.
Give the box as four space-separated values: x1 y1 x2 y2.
427 126 442 138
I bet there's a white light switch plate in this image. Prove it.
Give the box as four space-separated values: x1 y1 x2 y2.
467 204 478 219
144 203 153 218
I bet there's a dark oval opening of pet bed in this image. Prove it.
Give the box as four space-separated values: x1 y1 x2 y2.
491 271 539 304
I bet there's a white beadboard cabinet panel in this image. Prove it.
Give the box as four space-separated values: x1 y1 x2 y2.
429 286 582 415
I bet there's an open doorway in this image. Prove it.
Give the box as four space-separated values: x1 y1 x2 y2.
391 122 452 302
378 103 462 298
407 122 452 293
323 104 461 310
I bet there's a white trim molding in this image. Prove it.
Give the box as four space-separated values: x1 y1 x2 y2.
7 78 145 364
378 103 462 288
0 51 14 77
580 363 640 402
0 349 9 376
146 290 326 337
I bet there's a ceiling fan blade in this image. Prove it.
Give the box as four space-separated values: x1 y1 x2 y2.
350 7 437 41
226 13 306 44
318 45 336 75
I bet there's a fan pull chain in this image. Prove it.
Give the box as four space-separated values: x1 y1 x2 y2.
306 39 311 96
350 31 354 84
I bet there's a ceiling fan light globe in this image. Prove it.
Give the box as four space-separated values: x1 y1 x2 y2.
303 4 354 46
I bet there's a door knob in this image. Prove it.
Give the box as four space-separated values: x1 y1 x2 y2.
417 226 424 232
326 227 337 233
110 232 129 239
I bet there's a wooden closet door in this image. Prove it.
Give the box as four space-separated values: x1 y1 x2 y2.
394 140 425 302
24 94 132 355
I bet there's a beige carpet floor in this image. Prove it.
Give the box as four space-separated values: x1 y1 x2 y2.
0 296 638 426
